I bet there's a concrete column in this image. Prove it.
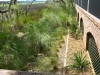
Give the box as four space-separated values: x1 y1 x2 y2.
87 0 89 12
81 0 82 7
78 0 79 5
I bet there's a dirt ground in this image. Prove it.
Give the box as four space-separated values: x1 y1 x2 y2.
67 35 85 63
66 35 95 75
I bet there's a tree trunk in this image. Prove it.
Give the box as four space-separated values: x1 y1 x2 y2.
0 0 12 14
14 0 17 5
0 0 13 20
60 0 66 9
25 0 34 16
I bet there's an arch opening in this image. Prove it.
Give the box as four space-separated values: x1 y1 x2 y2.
80 18 84 34
77 13 79 21
87 33 100 74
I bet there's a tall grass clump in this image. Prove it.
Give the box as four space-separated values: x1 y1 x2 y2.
22 8 68 72
67 51 90 74
0 0 78 73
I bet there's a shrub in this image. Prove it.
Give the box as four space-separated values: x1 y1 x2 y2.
67 51 90 74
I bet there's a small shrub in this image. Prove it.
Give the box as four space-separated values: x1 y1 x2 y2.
67 51 90 74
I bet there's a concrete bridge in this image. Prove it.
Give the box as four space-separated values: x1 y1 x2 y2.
74 0 100 75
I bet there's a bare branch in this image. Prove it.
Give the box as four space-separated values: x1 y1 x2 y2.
25 0 34 15
0 0 12 14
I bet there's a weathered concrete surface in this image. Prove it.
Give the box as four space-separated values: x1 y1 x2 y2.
0 69 16 75
0 69 79 75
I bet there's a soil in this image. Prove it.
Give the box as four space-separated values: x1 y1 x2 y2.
67 35 85 64
56 34 95 74
56 35 85 74
66 35 94 75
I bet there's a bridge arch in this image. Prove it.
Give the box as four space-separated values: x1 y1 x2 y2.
77 12 79 21
80 18 84 34
86 32 100 74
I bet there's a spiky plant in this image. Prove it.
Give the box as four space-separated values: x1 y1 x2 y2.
67 51 90 74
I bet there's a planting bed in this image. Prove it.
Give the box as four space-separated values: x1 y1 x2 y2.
66 35 94 75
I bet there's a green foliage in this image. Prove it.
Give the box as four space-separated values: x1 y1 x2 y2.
67 51 90 74
37 57 57 72
0 0 78 73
